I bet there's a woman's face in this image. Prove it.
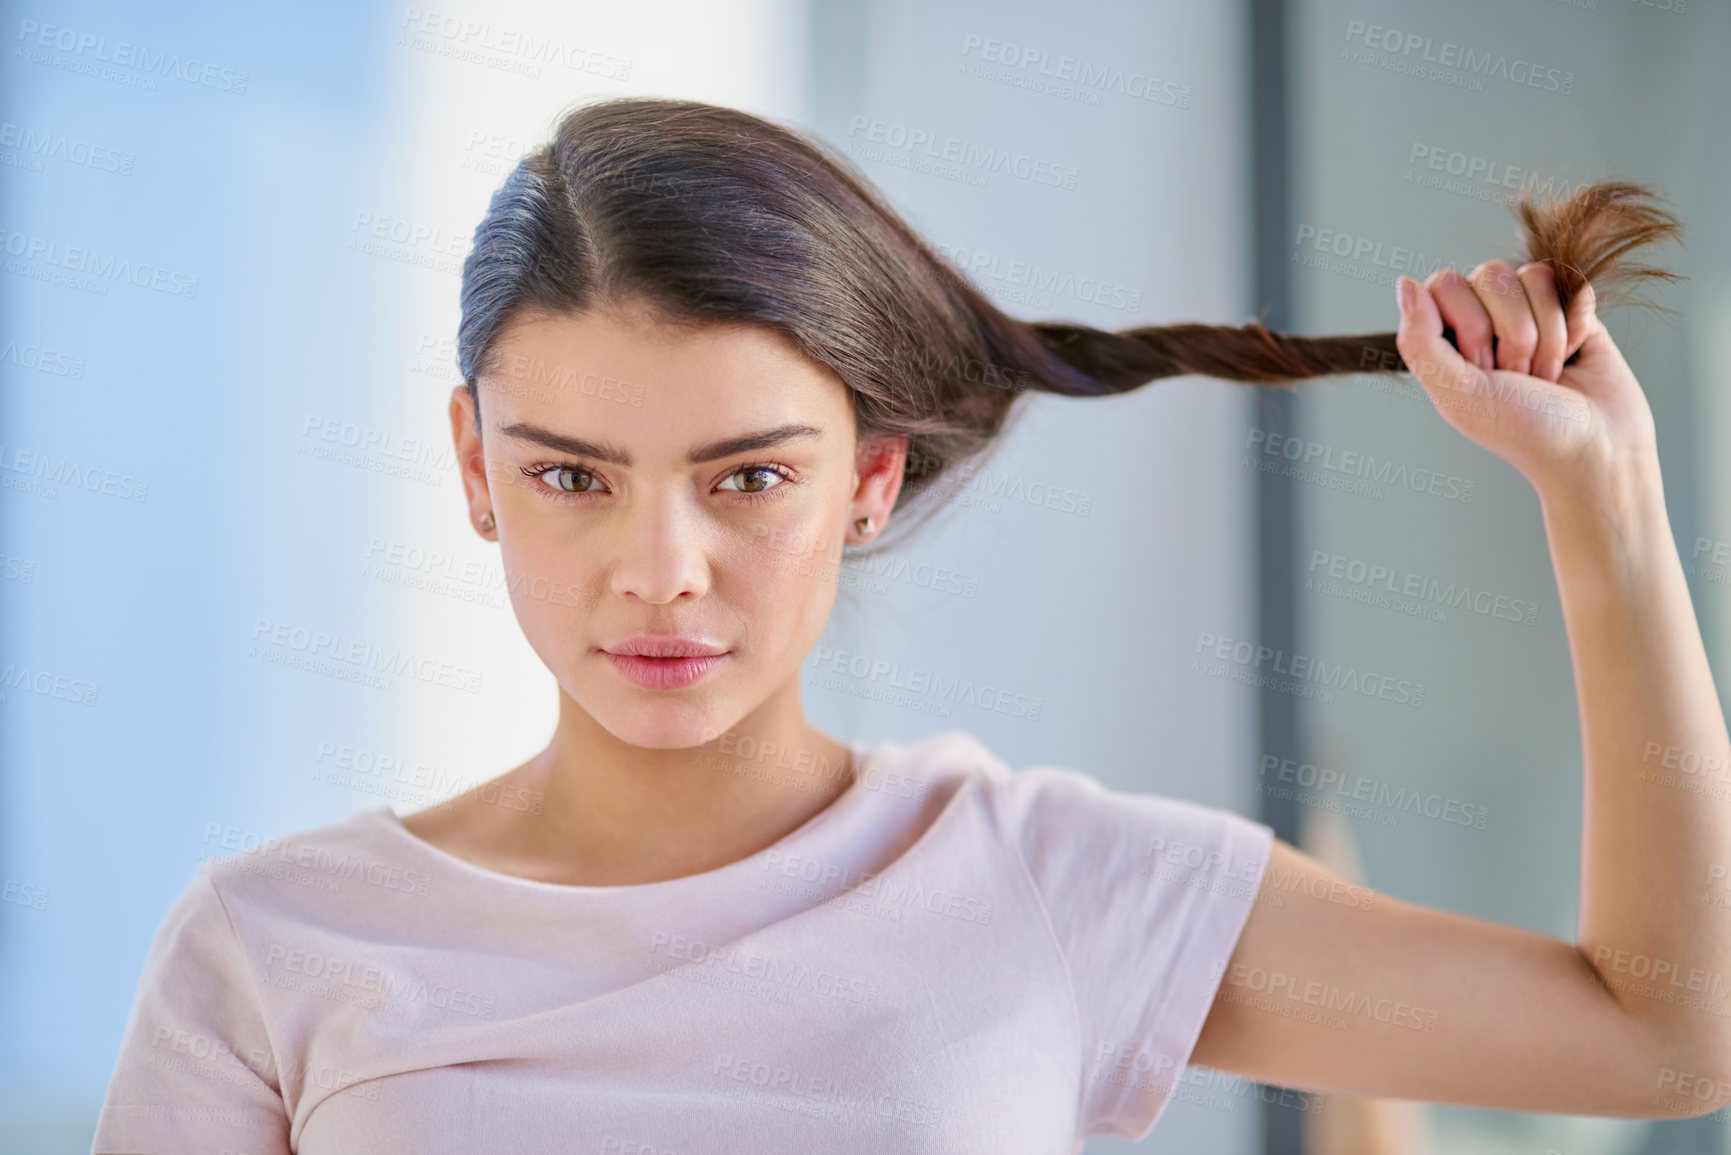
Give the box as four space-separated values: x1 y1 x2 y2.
449 304 905 749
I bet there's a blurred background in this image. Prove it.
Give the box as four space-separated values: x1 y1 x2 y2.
2 0 1727 1151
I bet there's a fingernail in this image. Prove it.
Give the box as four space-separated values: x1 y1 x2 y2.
1396 277 1414 316
1535 358 1559 381
1476 348 1493 372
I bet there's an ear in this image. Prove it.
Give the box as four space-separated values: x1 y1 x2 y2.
448 385 498 540
847 435 908 543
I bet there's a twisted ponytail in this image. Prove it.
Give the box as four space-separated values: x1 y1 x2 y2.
1015 181 1681 396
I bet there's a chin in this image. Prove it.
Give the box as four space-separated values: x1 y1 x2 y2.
588 690 735 751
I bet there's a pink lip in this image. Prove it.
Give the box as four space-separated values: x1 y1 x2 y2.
603 651 729 690
604 635 727 658
600 635 730 690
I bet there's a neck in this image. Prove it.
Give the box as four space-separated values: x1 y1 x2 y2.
504 682 856 886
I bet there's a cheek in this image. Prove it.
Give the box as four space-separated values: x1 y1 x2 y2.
725 523 843 640
497 534 601 632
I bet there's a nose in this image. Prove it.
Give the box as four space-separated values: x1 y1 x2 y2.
607 488 711 606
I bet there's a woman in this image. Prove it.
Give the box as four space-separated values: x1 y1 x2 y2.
93 97 1730 1153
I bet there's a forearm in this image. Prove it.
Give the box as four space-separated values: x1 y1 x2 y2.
1541 447 1731 1064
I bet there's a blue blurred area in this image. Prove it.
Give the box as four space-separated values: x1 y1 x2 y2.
0 0 397 1142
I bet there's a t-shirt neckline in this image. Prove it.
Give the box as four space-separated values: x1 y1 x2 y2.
368 738 879 895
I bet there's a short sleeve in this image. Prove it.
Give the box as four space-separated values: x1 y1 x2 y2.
998 765 1274 1140
92 865 291 1155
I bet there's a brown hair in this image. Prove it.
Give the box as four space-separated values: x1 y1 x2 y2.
457 97 1682 554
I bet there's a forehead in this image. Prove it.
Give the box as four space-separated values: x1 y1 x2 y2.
479 307 850 434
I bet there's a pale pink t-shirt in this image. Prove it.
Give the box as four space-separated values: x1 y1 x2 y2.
93 729 1273 1154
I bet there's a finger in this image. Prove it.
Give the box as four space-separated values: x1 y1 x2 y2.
1396 274 1480 402
1516 262 1567 382
1423 268 1495 373
1562 280 1602 364
1468 259 1539 376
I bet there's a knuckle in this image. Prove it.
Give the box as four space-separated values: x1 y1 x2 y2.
1506 319 1539 352
1518 264 1560 302
1457 315 1493 344
1471 260 1521 298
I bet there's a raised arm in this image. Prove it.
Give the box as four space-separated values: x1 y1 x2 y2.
1189 261 1731 1117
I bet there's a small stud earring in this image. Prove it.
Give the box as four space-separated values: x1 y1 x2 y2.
853 516 874 538
479 511 496 533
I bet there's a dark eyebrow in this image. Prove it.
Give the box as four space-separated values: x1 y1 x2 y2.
497 421 824 466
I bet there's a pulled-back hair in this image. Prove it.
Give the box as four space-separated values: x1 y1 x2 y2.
457 96 1681 553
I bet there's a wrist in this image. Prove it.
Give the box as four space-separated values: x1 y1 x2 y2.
1536 443 1663 517
1537 448 1673 589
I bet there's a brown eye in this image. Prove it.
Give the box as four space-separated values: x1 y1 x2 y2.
728 467 781 494
546 466 590 493
519 463 604 499
717 464 793 500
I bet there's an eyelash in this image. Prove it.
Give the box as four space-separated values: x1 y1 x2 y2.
518 460 798 507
